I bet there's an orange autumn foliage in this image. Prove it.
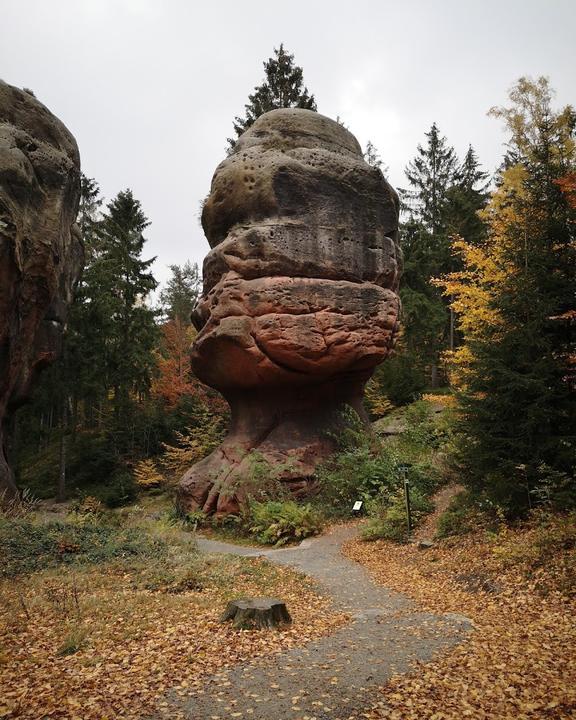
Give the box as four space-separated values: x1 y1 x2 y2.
555 172 576 209
152 319 197 406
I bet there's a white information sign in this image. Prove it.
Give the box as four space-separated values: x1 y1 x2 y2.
352 501 363 511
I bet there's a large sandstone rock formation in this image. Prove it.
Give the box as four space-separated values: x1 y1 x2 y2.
0 80 83 500
178 108 401 514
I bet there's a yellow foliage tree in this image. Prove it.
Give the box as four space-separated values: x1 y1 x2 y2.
434 162 541 387
159 409 225 478
364 379 394 419
133 459 164 489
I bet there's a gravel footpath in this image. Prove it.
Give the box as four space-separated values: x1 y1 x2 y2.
165 525 470 719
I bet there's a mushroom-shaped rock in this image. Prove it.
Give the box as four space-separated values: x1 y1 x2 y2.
0 81 83 500
178 108 401 515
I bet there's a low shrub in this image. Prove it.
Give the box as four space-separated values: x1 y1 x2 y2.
248 501 323 546
133 459 164 489
159 410 226 478
69 495 105 517
0 487 39 519
135 558 205 593
316 442 397 512
95 471 138 508
317 438 441 517
492 511 576 569
364 379 395 420
361 490 434 543
56 623 89 657
164 506 206 532
436 493 475 538
490 511 576 596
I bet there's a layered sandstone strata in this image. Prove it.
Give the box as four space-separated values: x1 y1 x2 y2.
179 108 401 514
0 81 83 500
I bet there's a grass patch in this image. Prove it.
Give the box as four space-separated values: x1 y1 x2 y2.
0 515 166 578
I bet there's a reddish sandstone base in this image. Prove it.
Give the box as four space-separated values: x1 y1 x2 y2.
177 376 369 515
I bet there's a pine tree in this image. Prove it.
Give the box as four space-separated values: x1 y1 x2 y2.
446 77 576 512
229 44 317 147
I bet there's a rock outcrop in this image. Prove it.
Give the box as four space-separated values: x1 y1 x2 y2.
178 108 401 514
0 81 83 500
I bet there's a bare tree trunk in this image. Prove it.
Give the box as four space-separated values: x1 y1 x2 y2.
57 395 68 503
0 420 19 504
38 413 44 452
71 393 78 444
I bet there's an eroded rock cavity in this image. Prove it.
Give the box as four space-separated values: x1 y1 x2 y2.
0 80 83 500
178 108 401 514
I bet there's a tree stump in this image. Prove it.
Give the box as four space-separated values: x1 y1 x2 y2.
221 597 292 629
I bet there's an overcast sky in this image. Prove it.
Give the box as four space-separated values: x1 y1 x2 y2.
1 0 575 290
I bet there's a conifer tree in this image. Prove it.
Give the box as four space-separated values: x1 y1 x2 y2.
229 44 317 147
78 174 103 239
96 190 159 428
159 261 201 324
444 77 576 512
392 126 491 387
444 146 490 246
394 124 463 386
402 123 460 239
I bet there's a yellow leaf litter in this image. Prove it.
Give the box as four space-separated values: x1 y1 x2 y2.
345 515 576 720
0 556 347 720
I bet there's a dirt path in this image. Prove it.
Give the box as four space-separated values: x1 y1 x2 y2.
413 484 464 542
162 525 470 720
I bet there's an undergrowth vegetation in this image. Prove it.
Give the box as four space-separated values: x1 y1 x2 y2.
248 501 323 546
314 401 451 542
0 514 165 578
173 398 454 546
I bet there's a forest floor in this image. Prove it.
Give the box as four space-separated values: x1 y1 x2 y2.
0 499 346 720
2 490 575 719
346 506 576 719
164 525 467 719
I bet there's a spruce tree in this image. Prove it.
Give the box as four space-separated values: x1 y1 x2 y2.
98 191 158 428
229 44 317 147
78 174 103 240
454 77 576 513
394 124 463 386
444 146 490 246
402 123 460 239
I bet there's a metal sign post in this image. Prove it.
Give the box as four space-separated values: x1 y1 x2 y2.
398 464 413 535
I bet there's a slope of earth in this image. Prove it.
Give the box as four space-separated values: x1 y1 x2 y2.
163 525 469 720
345 511 576 719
